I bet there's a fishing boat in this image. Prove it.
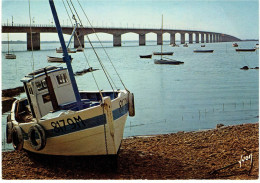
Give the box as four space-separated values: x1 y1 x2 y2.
47 56 73 63
5 33 16 59
153 15 183 65
236 48 256 52
232 43 238 47
193 49 214 53
183 43 188 47
140 54 152 59
201 45 205 47
6 0 135 156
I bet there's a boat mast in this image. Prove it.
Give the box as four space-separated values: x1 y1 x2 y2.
49 0 82 109
161 14 163 60
7 33 9 54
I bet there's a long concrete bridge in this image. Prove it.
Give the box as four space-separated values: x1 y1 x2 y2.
2 24 241 50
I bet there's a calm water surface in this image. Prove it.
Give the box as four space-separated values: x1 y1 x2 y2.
2 41 259 151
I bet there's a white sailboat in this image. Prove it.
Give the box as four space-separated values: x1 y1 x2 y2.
154 15 183 65
6 0 135 156
5 33 16 59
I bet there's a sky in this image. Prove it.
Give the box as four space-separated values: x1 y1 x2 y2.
1 0 259 41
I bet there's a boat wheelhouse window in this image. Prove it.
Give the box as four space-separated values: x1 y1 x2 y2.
27 83 34 94
56 73 68 85
35 79 47 91
42 93 51 103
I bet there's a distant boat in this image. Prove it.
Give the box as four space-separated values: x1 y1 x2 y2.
153 15 174 57
201 45 205 47
183 43 188 47
76 46 84 52
236 48 256 52
154 59 184 65
56 47 76 53
47 56 73 63
170 43 179 47
153 52 173 56
140 54 152 58
232 43 238 47
194 49 214 53
255 43 259 49
5 33 16 59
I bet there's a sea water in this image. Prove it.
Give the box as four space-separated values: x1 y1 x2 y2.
1 41 259 151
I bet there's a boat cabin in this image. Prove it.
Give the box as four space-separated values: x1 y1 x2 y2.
21 66 77 120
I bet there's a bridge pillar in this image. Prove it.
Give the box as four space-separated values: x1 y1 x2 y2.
74 34 84 48
181 33 185 44
206 34 209 43
201 33 204 43
189 33 193 44
216 34 219 42
113 34 121 46
27 32 40 50
219 34 223 42
213 34 216 42
139 34 146 46
170 33 175 45
195 33 199 43
210 34 213 43
157 33 162 45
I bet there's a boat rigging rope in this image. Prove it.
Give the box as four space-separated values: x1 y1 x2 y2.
61 0 73 26
28 0 40 122
76 0 129 92
28 0 35 73
68 0 117 93
62 0 104 99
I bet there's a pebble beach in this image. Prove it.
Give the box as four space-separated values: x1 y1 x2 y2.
2 122 258 180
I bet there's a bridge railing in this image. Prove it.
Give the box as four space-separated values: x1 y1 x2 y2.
2 23 211 32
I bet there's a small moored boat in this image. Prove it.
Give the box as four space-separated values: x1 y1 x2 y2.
5 33 16 59
236 48 256 52
140 54 152 58
76 46 84 52
47 56 73 63
232 43 238 47
5 53 16 59
193 49 214 53
153 52 173 56
56 47 76 53
154 59 184 65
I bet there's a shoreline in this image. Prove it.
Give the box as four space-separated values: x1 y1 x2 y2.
2 122 258 179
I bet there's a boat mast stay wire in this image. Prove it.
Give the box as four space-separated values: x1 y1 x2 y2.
62 0 104 99
62 0 73 26
76 0 129 92
68 0 116 93
28 0 41 121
